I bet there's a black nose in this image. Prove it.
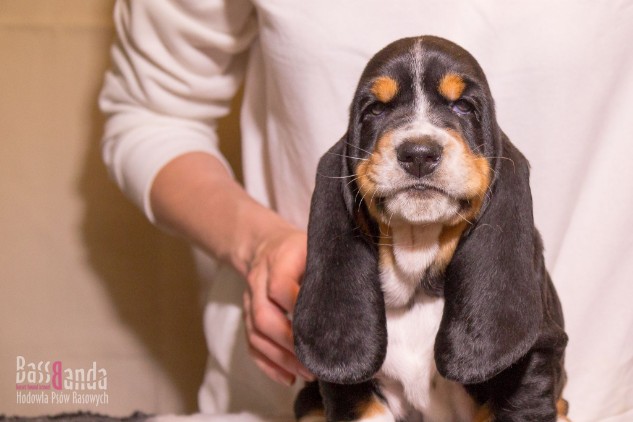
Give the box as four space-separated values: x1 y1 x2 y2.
396 140 442 178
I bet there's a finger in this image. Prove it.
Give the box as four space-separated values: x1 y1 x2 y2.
247 341 296 387
245 255 267 296
267 235 307 313
245 324 300 384
248 302 315 381
267 272 300 316
243 292 311 383
248 263 296 353
253 291 296 353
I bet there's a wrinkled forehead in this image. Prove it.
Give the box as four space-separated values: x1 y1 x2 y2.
357 36 489 102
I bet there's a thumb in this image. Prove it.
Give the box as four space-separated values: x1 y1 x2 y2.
267 233 307 314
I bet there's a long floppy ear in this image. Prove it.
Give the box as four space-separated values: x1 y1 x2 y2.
435 135 544 384
293 136 386 385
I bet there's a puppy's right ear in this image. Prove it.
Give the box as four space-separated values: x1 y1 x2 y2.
293 136 386 385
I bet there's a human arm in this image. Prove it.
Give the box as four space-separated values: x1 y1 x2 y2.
100 0 311 386
150 151 312 386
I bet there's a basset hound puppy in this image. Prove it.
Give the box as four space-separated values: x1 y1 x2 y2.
293 36 569 422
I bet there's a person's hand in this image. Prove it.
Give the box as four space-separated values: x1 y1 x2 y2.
149 153 314 385
243 227 315 386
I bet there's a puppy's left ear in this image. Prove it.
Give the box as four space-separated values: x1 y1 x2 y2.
435 135 544 384
293 136 386 385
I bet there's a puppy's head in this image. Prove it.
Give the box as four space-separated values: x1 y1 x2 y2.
294 36 544 385
351 36 493 228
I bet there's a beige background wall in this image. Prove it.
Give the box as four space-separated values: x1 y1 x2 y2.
0 0 242 416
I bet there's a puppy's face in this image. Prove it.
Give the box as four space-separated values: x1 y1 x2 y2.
351 37 494 227
295 36 553 388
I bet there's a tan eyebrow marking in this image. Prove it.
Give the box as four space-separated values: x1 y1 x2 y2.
438 73 466 101
371 76 399 103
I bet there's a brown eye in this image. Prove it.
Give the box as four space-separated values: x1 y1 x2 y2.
451 99 474 115
369 102 386 116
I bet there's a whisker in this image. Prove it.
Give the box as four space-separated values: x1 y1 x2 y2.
471 143 486 154
375 242 397 247
345 142 373 155
349 226 364 236
346 176 360 188
484 167 498 202
317 172 358 179
483 187 493 204
354 179 367 205
455 210 474 226
483 156 516 173
387 210 396 230
376 210 395 237
378 221 390 237
327 152 369 161
368 186 379 212
375 239 417 248
354 172 379 211
359 185 372 213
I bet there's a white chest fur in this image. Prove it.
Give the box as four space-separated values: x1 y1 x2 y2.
380 223 442 308
378 224 476 421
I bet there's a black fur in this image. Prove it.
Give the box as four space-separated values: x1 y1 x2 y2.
435 138 546 384
293 35 568 421
293 139 386 385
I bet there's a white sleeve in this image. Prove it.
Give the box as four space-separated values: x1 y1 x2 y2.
99 0 257 222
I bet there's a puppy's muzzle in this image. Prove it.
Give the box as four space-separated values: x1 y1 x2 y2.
396 139 443 178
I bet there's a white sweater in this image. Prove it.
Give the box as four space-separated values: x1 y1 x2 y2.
100 1 633 420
